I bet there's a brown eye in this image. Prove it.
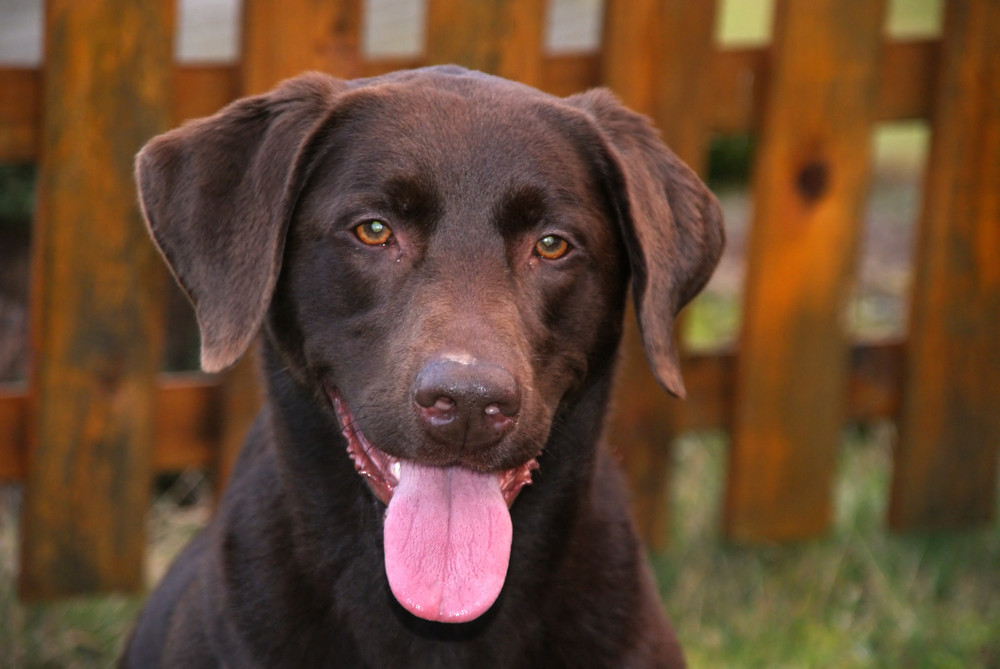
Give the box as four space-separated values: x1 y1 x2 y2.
535 234 569 260
355 220 392 246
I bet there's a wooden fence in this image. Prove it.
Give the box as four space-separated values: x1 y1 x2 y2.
0 0 997 598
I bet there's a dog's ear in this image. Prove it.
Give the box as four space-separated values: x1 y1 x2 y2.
565 89 725 398
136 73 347 372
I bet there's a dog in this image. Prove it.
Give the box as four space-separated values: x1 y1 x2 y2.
121 66 723 668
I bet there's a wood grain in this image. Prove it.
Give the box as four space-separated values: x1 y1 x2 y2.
18 0 173 598
426 0 546 86
0 41 942 162
890 0 1000 530
601 0 659 115
209 0 366 489
0 68 40 162
603 0 718 550
0 342 904 485
240 0 363 94
725 0 888 543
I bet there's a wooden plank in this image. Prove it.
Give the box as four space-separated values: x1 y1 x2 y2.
846 341 905 424
602 1 717 550
0 384 27 481
614 343 902 453
214 0 367 489
0 342 905 485
709 47 770 134
890 0 1000 531
426 0 546 86
542 53 601 97
362 57 424 79
650 1 718 171
600 0 659 114
0 42 943 162
173 65 240 124
875 39 940 122
2 378 219 482
18 0 173 598
725 0 888 544
215 354 261 491
0 68 40 162
676 341 903 432
153 376 221 471
610 321 677 551
602 0 717 164
240 0 363 94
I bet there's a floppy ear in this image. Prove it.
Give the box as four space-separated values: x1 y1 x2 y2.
565 89 725 398
135 73 347 372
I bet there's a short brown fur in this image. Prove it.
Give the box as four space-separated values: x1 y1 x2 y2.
123 67 723 668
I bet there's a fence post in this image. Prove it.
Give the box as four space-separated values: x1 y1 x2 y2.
242 0 363 93
19 0 173 597
426 0 546 86
890 0 1000 530
724 0 887 542
602 0 717 550
207 0 367 491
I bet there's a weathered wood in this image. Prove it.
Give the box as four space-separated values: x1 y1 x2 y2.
601 0 659 114
210 0 367 490
890 0 1000 531
240 0 363 94
0 341 905 485
426 0 546 86
0 384 27 481
602 0 717 166
709 47 770 135
542 53 601 97
610 311 681 552
215 354 261 492
173 65 240 125
875 39 940 122
18 0 173 598
725 0 888 543
650 0 718 171
153 376 222 471
2 378 218 482
603 1 717 550
0 68 40 162
0 42 943 162
230 0 364 487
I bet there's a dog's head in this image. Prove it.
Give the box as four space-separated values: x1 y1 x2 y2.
136 67 723 624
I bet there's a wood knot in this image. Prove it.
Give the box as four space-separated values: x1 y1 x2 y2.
795 160 830 202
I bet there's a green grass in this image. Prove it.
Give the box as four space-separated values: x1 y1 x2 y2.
0 484 208 668
3 431 998 667
656 428 1000 668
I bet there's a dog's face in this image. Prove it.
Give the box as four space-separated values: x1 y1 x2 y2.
281 83 628 476
135 67 723 625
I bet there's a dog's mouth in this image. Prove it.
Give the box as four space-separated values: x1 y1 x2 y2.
330 392 538 624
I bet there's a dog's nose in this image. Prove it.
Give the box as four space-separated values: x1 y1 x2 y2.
413 358 521 449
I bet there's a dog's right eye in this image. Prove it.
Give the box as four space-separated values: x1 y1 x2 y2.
534 234 570 260
354 220 393 246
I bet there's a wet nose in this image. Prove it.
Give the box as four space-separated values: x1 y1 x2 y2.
413 357 521 450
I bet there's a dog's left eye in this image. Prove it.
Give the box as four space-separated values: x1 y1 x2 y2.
354 220 393 246
534 234 570 260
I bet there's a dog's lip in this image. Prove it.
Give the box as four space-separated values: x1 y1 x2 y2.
329 390 538 507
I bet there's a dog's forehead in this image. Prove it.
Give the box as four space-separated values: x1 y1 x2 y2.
300 74 605 229
331 75 593 180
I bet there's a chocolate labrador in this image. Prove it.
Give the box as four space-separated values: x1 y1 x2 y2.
121 66 723 668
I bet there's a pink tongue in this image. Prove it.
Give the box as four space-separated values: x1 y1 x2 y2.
383 462 512 623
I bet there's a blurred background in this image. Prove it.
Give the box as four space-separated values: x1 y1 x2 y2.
1 0 998 666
